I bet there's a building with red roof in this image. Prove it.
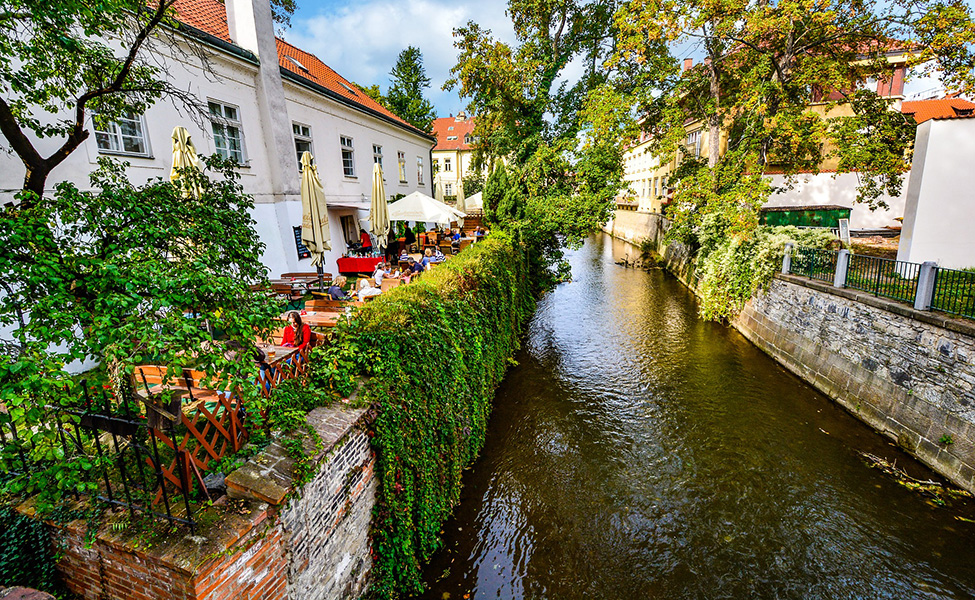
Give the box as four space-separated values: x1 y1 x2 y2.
901 97 975 123
0 0 437 277
431 113 486 201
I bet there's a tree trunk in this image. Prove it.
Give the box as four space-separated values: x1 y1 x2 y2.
707 62 721 169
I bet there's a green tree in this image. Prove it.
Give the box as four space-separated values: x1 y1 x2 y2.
0 158 278 511
385 46 437 131
354 82 388 107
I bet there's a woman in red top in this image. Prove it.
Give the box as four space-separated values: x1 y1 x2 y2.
359 229 373 251
282 311 312 351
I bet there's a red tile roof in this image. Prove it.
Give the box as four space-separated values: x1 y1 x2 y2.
169 0 432 139
901 97 975 123
432 116 476 151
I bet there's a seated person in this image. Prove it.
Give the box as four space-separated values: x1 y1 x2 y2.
327 275 352 300
432 247 446 262
450 229 461 247
373 262 386 287
475 227 487 238
408 257 425 274
357 278 382 300
421 249 433 269
281 311 312 351
398 248 410 262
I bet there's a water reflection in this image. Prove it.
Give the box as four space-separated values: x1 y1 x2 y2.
419 234 975 600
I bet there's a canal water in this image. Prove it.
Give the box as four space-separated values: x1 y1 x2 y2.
419 233 975 599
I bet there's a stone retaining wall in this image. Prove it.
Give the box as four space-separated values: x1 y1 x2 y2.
607 208 975 493
43 405 375 600
737 276 975 491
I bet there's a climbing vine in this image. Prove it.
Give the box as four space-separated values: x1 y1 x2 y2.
314 233 533 597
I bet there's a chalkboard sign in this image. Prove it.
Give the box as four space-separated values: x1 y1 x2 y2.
293 226 311 260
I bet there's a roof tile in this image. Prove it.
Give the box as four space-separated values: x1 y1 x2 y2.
432 116 476 151
901 97 975 123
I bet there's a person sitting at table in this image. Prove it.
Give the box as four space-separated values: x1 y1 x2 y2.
475 227 487 239
373 262 386 287
359 228 373 252
398 247 410 262
327 275 352 300
450 228 461 249
408 256 425 275
281 311 312 351
421 249 434 269
357 278 382 300
432 247 446 262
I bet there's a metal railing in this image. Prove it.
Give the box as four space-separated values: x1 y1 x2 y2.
790 246 838 283
932 267 975 319
784 246 975 321
846 254 920 305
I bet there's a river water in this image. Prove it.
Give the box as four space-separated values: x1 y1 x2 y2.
418 234 975 600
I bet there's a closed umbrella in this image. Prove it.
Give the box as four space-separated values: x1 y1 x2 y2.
299 152 331 274
370 163 390 249
170 126 201 198
434 174 444 204
455 179 466 228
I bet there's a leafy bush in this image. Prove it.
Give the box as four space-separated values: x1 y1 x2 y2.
697 225 837 321
315 233 533 597
0 505 64 595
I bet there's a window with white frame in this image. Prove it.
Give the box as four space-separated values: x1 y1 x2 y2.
417 156 424 184
446 136 457 141
444 183 453 196
340 135 355 177
93 111 150 156
293 123 312 168
397 151 407 182
444 158 453 172
372 144 383 169
209 100 245 163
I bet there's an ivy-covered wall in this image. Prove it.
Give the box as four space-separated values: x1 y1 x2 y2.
337 232 534 597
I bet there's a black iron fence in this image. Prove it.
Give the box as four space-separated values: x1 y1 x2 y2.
790 246 838 283
785 246 975 321
932 267 975 319
0 381 198 530
845 254 920 305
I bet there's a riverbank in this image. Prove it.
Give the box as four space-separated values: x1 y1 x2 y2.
604 210 975 494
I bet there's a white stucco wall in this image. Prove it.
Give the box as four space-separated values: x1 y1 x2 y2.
0 25 433 279
896 118 975 269
763 172 908 230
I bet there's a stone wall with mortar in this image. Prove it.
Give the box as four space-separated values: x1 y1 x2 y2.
603 209 665 248
736 276 975 492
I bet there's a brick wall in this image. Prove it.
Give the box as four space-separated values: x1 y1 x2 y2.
42 405 376 600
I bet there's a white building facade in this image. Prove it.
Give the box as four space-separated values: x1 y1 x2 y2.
0 0 436 277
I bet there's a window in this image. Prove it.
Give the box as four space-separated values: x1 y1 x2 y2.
340 215 359 244
93 111 150 156
417 156 424 185
685 129 701 157
446 136 457 141
341 135 355 177
444 183 453 196
209 101 245 163
293 123 312 168
464 134 475 145
397 151 407 182
447 126 454 131
372 144 383 169
444 158 453 172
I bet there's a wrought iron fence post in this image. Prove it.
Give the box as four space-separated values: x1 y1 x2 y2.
915 261 938 311
781 243 793 275
833 249 850 288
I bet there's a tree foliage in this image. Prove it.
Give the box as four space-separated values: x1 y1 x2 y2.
385 46 437 132
0 158 278 511
447 0 626 283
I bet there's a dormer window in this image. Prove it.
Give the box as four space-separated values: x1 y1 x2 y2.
339 82 359 96
285 55 309 73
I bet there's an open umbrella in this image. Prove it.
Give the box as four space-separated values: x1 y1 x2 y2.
465 191 483 210
299 152 331 276
387 191 466 225
170 126 201 197
370 163 390 249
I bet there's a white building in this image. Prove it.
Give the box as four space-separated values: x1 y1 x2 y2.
0 0 436 277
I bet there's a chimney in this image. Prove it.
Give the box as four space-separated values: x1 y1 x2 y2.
456 111 466 121
683 58 693 72
226 0 274 58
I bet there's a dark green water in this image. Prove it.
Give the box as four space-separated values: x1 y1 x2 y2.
418 234 975 600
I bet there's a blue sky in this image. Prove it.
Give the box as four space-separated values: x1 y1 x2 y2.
281 0 515 118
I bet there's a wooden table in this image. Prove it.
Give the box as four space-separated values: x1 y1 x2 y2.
281 311 342 328
258 344 299 366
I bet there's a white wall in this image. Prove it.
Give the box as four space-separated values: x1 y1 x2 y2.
764 172 908 230
897 118 975 269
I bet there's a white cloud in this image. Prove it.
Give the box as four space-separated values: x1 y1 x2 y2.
282 0 515 117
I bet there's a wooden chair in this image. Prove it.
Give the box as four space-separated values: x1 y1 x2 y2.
458 239 473 252
271 282 303 309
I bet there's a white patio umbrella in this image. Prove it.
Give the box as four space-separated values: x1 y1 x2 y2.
465 191 483 210
299 151 331 269
434 174 445 203
455 180 466 227
170 126 201 198
369 163 390 249
387 191 466 226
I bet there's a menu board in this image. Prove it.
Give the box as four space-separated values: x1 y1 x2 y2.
293 226 311 260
